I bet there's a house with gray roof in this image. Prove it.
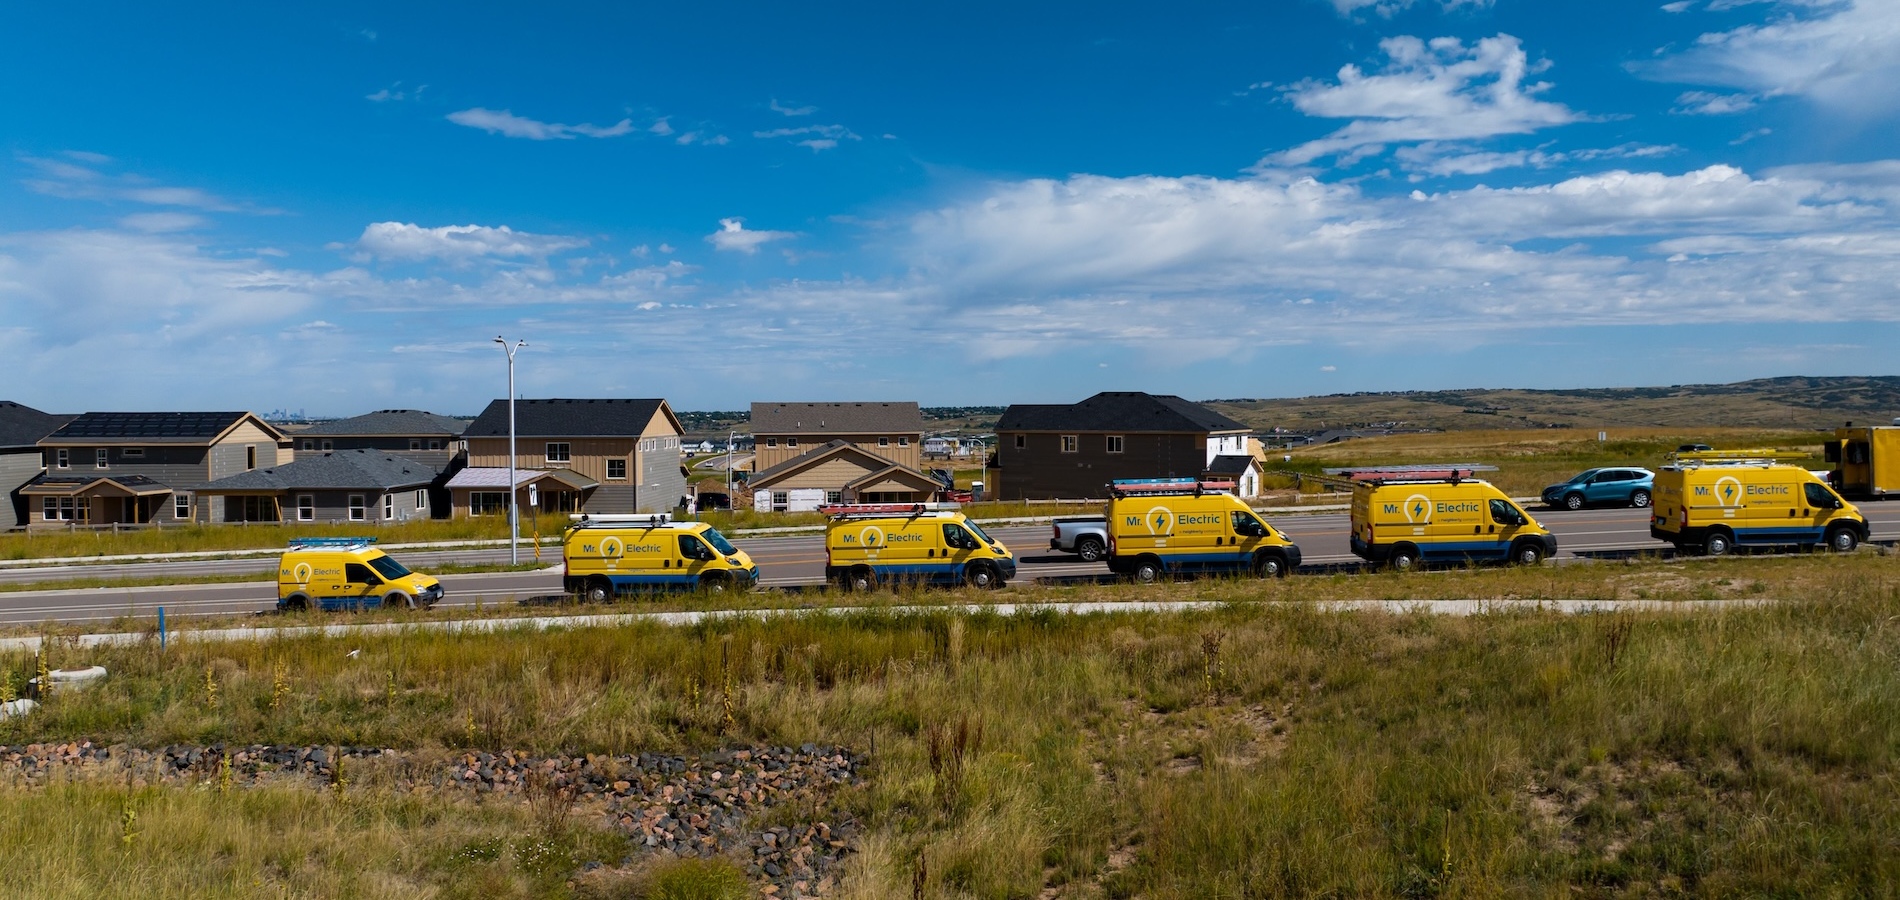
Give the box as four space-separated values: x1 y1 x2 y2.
456 398 685 516
749 402 924 473
993 392 1253 500
292 409 467 463
1 402 74 530
195 448 438 524
25 411 290 526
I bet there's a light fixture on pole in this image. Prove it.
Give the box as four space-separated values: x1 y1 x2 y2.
494 336 526 565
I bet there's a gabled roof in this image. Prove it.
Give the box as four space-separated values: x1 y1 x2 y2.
463 399 681 439
445 467 599 491
19 472 172 496
750 401 922 435
844 464 943 494
997 392 1248 434
298 409 468 437
1205 455 1261 477
199 449 438 493
749 439 933 489
41 411 286 446
0 401 71 450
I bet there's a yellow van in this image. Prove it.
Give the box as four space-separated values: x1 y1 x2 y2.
1651 453 1867 555
1104 478 1300 583
562 514 757 600
278 538 443 611
823 503 1015 591
1348 469 1556 571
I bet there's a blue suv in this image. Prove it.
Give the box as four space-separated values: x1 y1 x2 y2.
1542 467 1655 511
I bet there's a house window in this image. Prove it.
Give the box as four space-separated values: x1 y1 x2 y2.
301 440 314 451
606 459 627 480
1061 435 1078 454
766 438 778 448
898 437 909 447
428 440 442 451
415 489 427 509
348 495 366 521
297 495 315 522
409 439 422 451
772 491 789 512
546 443 571 465
174 493 191 520
246 445 257 470
123 448 144 458
321 440 333 452
1015 435 1025 449
825 490 842 504
44 497 84 521
236 496 279 522
471 492 509 516
1107 435 1125 454
382 494 395 520
96 449 109 469
785 438 798 449
878 437 890 447
55 449 69 469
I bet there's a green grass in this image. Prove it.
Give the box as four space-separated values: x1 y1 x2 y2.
2 552 1897 897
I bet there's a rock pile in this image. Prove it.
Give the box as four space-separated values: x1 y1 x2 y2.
0 741 860 897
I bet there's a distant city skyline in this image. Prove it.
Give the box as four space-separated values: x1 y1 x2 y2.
5 1 1899 416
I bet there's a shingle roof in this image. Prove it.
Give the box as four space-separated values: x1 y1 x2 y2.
445 467 598 490
749 401 922 435
42 411 282 444
199 449 437 492
748 439 934 490
997 393 1249 433
0 402 70 449
1205 455 1259 476
20 472 172 494
463 399 678 438
298 409 468 437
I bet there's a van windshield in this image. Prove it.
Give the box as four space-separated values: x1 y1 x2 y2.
367 554 412 580
701 528 739 556
964 520 997 546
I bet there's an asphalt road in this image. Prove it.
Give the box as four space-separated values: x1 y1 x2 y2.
4 505 1898 626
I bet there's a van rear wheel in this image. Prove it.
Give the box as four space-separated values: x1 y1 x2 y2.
284 593 314 612
1703 531 1733 557
1387 545 1421 573
847 567 876 593
1826 527 1859 553
583 577 614 604
1132 558 1165 584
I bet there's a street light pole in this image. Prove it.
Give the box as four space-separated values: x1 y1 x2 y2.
495 336 526 565
726 430 737 502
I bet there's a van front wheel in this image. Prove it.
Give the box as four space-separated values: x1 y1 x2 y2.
965 562 1003 590
382 591 413 610
1826 527 1859 553
1253 553 1288 579
700 572 730 593
1511 541 1546 566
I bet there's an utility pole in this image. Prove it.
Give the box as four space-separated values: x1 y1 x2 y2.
494 336 526 565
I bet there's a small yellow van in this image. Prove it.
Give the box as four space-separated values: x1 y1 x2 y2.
1348 469 1556 571
823 503 1016 591
278 538 443 611
562 514 757 600
1651 453 1867 555
1104 478 1300 583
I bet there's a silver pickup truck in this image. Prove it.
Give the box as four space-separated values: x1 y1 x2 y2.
1049 516 1109 562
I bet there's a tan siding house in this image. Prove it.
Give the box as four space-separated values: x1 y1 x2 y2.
458 398 685 516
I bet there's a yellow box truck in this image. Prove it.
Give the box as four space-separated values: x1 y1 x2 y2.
1104 478 1300 583
1825 423 1900 499
1651 453 1867 555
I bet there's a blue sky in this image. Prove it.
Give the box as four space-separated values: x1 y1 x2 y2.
4 0 1898 416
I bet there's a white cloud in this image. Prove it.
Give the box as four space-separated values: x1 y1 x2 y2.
1394 141 1676 176
1264 34 1584 169
706 218 796 254
21 155 246 212
1330 0 1496 16
1672 90 1758 114
1635 0 1900 117
446 107 635 140
753 124 861 150
349 222 588 263
649 118 675 136
366 82 422 103
676 131 730 146
770 99 817 116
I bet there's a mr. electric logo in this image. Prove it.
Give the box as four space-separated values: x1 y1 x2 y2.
1405 493 1432 524
860 526 884 548
1715 476 1742 507
292 563 312 584
1146 507 1173 535
599 537 623 558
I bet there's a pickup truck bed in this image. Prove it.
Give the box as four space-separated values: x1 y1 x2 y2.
1049 516 1109 562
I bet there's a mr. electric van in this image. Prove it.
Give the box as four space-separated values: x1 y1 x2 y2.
562 513 758 600
1650 452 1867 555
1348 469 1556 571
823 503 1016 591
1103 478 1300 583
278 537 443 611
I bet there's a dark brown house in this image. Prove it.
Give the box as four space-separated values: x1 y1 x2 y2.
993 392 1252 500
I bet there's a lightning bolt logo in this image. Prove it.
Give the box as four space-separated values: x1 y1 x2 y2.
1144 506 1173 535
1403 493 1433 524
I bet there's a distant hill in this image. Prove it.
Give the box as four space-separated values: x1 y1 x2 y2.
1204 376 1900 433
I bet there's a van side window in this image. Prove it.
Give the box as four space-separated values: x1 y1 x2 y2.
942 524 976 549
1488 499 1524 526
1803 483 1838 509
678 535 711 560
1230 511 1267 537
345 563 379 583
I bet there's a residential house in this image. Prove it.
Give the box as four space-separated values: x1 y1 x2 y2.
451 398 686 516
746 402 939 511
195 448 437 524
24 412 291 525
992 392 1254 500
291 409 469 516
0 402 72 530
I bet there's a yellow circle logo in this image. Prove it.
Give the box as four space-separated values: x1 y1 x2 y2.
293 563 313 583
601 537 624 557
